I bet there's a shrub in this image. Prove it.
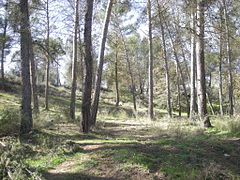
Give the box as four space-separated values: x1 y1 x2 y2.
213 116 240 135
0 141 42 180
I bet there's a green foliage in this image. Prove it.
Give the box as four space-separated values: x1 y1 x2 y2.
0 141 42 180
25 152 83 171
0 107 20 136
34 38 65 62
213 116 240 135
0 33 12 54
0 79 240 179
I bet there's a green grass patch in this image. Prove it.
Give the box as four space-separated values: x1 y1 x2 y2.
0 91 20 110
70 157 99 173
74 138 138 144
25 152 84 171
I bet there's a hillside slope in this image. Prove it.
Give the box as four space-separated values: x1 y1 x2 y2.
0 80 240 179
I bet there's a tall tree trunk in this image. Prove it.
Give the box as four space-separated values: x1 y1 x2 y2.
119 30 137 112
196 0 211 127
82 0 94 133
29 36 39 113
91 0 114 126
223 0 234 116
164 20 190 117
180 43 190 82
218 6 224 115
115 49 120 107
139 78 144 95
147 0 154 119
117 30 137 112
1 1 8 87
20 0 33 134
45 0 50 111
176 64 181 117
207 72 215 115
56 60 60 86
190 2 198 119
78 25 84 91
157 0 172 118
206 92 215 115
70 0 79 121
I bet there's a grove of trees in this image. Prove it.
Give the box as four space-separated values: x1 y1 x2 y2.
1 0 240 133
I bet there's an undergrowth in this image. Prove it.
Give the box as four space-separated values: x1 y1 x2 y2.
0 82 240 179
0 107 20 136
0 138 42 180
213 116 240 135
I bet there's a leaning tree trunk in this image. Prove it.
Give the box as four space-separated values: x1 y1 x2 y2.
20 0 33 134
164 20 190 117
70 0 80 121
196 0 211 127
157 0 172 118
223 0 234 116
91 0 114 126
82 0 94 133
44 0 50 111
119 30 137 112
190 2 198 119
206 92 215 115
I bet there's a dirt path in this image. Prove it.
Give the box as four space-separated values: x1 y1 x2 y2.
43 119 167 180
43 118 240 180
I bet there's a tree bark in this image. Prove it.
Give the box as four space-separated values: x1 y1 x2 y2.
78 24 84 91
44 0 50 111
180 43 190 83
207 72 215 115
115 49 120 107
157 0 172 118
20 0 33 134
29 35 39 113
70 0 79 121
176 64 181 117
148 0 154 119
139 78 144 95
91 0 114 126
223 0 234 116
218 5 224 115
164 20 190 117
82 0 94 133
56 59 61 86
1 1 8 87
190 2 198 119
196 0 211 127
119 32 137 112
206 92 215 115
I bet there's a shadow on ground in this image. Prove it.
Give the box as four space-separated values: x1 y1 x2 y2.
43 172 118 180
40 120 240 180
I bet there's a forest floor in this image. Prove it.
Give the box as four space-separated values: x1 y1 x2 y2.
0 81 240 179
38 118 240 180
39 117 240 180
